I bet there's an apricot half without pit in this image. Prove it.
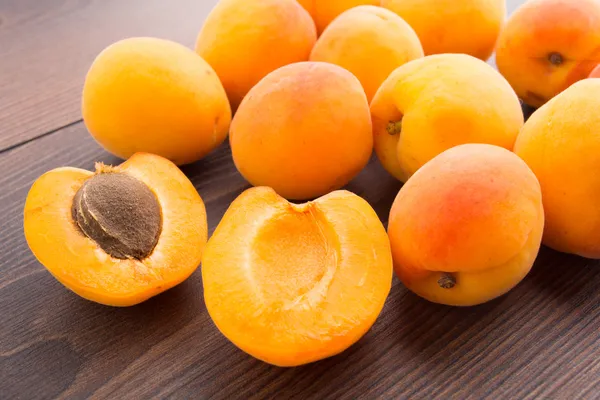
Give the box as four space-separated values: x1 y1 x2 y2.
202 187 393 367
24 153 207 306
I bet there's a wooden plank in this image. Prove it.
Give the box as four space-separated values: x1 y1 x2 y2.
0 122 599 399
0 0 218 151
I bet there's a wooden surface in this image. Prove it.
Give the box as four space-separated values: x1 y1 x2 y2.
1 0 599 399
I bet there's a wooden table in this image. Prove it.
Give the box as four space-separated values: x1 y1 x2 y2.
1 1 598 398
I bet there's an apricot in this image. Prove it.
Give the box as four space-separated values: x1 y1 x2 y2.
82 37 231 166
196 0 316 111
296 0 380 35
496 0 600 108
23 153 207 306
381 0 505 60
202 187 393 366
371 54 524 183
514 79 600 258
230 62 372 200
590 65 600 78
309 6 424 102
389 144 544 306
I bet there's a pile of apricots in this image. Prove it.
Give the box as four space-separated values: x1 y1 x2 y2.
23 0 600 367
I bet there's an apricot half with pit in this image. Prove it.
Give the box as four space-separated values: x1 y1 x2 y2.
24 153 207 306
202 187 393 367
389 144 544 306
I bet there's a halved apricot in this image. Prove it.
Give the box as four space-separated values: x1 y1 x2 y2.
389 144 544 306
23 153 207 306
202 187 393 367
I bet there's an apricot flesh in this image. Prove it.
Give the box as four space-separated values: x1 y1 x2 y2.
296 0 380 35
514 79 600 258
196 0 317 111
389 144 544 306
309 5 424 102
230 62 373 200
202 187 393 367
82 37 231 165
24 153 208 306
381 0 505 60
496 0 600 107
371 54 524 183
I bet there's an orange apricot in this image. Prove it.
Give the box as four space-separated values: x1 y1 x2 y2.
82 37 231 166
381 0 505 60
24 153 207 306
202 187 393 366
590 65 600 78
296 0 380 35
230 62 372 200
196 0 317 111
309 6 424 102
496 0 600 108
389 144 544 306
371 54 524 183
514 79 600 258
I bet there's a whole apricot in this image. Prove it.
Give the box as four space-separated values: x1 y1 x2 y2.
310 6 424 102
196 0 317 111
371 54 524 183
24 153 207 306
590 65 600 78
296 0 379 35
389 144 544 306
496 0 600 107
514 79 600 258
381 0 505 60
82 37 231 166
202 187 393 366
230 62 372 200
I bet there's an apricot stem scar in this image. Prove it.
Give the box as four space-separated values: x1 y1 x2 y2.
438 273 456 289
387 119 403 135
548 52 564 66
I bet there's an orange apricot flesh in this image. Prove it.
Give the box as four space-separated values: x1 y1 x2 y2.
496 0 600 107
24 153 207 306
514 79 600 258
389 144 544 306
202 187 393 367
310 5 424 102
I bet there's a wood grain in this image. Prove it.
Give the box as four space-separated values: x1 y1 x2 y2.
0 0 217 152
1 0 600 398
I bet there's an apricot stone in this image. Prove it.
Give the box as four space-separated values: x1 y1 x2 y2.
389 144 544 306
82 37 231 166
496 0 600 107
514 79 600 258
371 54 524 183
202 187 393 366
296 0 379 35
196 0 317 111
230 62 373 200
24 153 208 306
381 0 505 60
310 6 424 102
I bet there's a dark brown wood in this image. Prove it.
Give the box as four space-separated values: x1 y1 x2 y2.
0 0 215 151
1 0 599 399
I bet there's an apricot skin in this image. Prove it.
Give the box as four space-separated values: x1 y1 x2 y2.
389 144 544 306
371 54 524 183
230 62 373 200
23 153 208 307
496 0 600 108
514 79 600 259
196 0 317 111
202 187 393 367
296 0 379 35
82 37 231 166
381 0 505 60
309 6 424 102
